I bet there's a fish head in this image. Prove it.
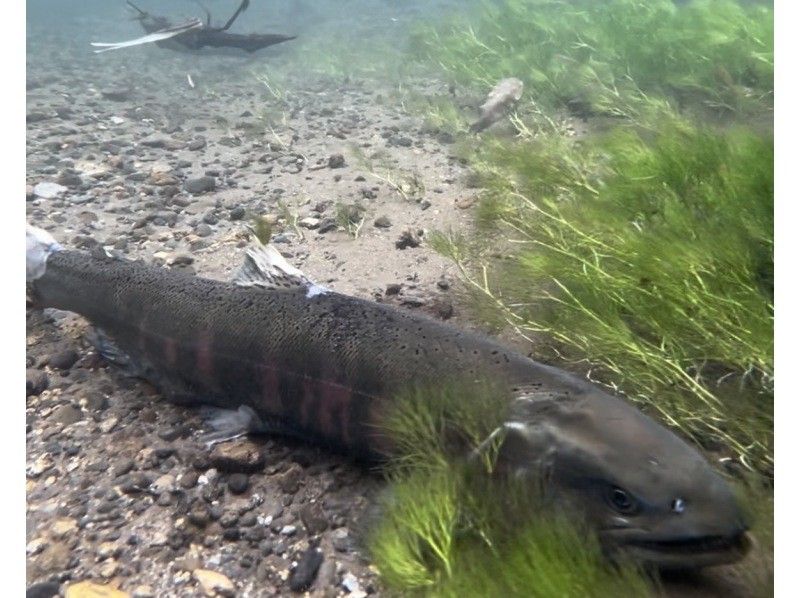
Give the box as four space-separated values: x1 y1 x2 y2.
495 390 751 569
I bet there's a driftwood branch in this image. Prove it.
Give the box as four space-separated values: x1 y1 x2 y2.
108 0 295 54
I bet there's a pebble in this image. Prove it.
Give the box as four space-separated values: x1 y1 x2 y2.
25 581 61 598
196 223 213 237
50 404 82 426
227 473 250 494
26 369 49 396
188 137 207 151
318 218 337 233
49 349 79 370
33 182 67 199
373 215 392 228
180 471 199 489
185 176 216 194
131 586 155 598
229 206 246 220
209 440 266 473
395 228 423 249
65 581 129 598
299 503 328 534
276 464 303 494
328 154 346 169
101 87 131 102
341 572 366 597
299 217 320 230
100 417 119 434
193 569 235 597
288 547 324 592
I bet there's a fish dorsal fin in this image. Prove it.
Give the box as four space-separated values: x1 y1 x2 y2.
233 243 328 298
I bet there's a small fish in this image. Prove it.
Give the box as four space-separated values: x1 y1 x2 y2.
470 77 525 132
26 225 750 568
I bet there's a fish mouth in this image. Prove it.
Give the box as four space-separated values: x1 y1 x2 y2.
621 531 752 568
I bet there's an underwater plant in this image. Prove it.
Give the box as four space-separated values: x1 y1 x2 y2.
411 0 773 120
433 118 773 474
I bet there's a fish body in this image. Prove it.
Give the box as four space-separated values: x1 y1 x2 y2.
470 77 524 132
26 226 751 568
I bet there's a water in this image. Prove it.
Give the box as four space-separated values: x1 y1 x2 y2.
26 1 772 596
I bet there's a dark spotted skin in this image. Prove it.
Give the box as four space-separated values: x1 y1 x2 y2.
32 250 595 460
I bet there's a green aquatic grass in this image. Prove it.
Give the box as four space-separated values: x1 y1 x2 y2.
433 119 773 473
411 0 773 120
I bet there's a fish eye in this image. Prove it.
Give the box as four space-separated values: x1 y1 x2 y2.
607 486 637 514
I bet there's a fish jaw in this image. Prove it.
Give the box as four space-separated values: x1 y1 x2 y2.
601 528 753 569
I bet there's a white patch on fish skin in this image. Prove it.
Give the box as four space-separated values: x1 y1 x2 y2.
26 225 62 281
671 498 686 514
305 284 329 298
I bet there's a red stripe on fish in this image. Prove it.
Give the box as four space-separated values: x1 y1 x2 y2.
196 330 215 382
163 337 178 367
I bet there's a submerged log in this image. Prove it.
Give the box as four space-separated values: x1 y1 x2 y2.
117 1 296 54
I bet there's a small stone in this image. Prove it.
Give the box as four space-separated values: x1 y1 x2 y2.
229 206 246 221
112 459 135 477
185 176 216 194
195 223 213 237
289 547 324 592
280 525 297 536
373 215 392 228
99 559 119 578
169 254 194 267
209 440 266 473
101 87 131 102
100 417 119 434
193 569 235 597
299 217 320 230
276 464 303 494
227 473 249 494
50 404 82 426
327 154 346 169
341 572 365 597
188 137 207 151
49 349 79 370
318 218 337 233
25 581 61 598
131 586 155 598
65 581 129 598
34 182 68 199
395 229 422 250
299 503 328 535
26 370 49 396
51 518 78 539
385 283 402 296
97 541 121 560
151 474 175 494
180 471 199 489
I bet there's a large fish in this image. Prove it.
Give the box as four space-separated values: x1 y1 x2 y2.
26 225 751 569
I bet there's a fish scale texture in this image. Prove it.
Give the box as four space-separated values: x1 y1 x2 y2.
32 250 588 456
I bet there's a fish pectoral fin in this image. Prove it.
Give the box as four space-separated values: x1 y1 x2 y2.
200 405 299 448
86 327 143 373
233 240 328 298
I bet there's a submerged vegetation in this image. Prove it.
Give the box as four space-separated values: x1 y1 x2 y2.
368 381 654 596
366 0 774 595
411 0 773 119
435 119 774 472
